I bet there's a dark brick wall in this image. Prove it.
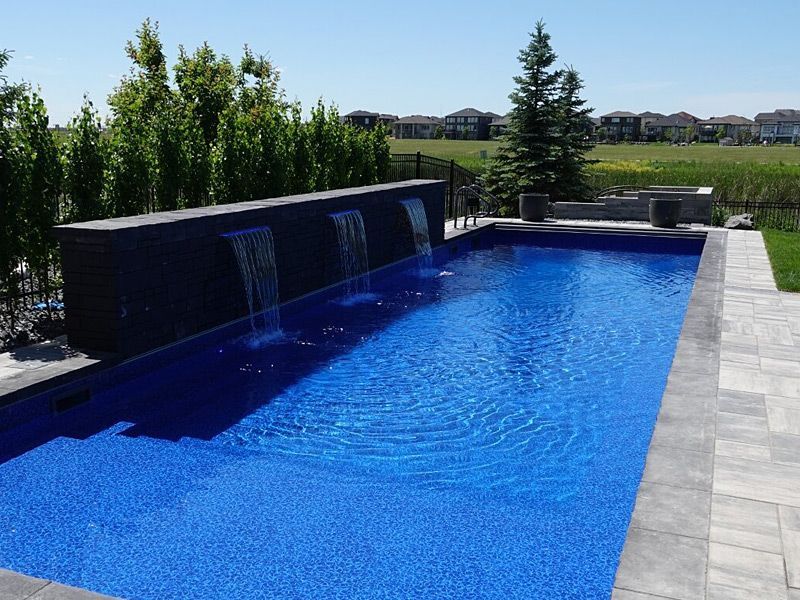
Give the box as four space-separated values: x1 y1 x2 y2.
54 180 446 357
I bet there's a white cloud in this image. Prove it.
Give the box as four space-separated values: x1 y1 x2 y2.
23 55 34 60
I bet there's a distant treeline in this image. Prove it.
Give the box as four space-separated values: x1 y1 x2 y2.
0 20 390 309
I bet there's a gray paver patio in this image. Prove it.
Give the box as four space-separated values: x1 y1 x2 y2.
616 228 800 599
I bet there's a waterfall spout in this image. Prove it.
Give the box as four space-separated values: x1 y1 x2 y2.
221 226 280 336
329 209 370 297
400 198 432 271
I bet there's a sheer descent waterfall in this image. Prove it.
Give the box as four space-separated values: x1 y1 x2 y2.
222 226 280 335
329 209 370 297
400 198 432 270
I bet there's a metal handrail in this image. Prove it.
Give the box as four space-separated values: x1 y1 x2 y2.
594 185 641 199
453 184 501 229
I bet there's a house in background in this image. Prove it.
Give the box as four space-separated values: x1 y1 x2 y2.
444 108 499 140
393 115 443 139
755 109 800 144
488 115 510 137
599 111 642 141
643 112 700 141
378 114 398 128
638 111 666 127
344 110 380 129
697 115 759 143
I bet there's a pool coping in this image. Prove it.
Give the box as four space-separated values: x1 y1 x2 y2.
1 220 727 599
611 229 726 599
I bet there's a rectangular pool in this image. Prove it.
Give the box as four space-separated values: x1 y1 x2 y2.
0 228 703 599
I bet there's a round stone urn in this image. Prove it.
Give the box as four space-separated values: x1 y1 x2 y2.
519 193 549 222
649 198 682 228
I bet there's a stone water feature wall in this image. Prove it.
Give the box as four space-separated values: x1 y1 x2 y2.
553 186 714 224
54 180 446 357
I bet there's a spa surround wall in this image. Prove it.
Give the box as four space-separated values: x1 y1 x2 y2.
54 181 446 356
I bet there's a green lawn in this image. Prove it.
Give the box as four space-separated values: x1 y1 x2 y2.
389 139 800 167
762 229 800 292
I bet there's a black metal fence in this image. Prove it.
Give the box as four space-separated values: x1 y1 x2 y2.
386 153 478 219
714 199 800 232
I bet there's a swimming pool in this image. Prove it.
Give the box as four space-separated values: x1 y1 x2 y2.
0 228 702 599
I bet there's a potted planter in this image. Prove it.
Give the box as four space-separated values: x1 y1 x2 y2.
519 193 549 222
649 198 682 228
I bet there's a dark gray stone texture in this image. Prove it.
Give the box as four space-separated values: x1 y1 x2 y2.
54 180 446 357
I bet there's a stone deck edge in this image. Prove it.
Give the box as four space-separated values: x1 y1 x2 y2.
613 230 727 599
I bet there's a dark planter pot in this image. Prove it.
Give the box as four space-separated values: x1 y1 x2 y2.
519 193 549 222
649 198 682 228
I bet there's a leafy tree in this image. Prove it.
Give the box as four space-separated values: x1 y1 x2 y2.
434 124 444 140
683 125 695 143
484 20 564 209
15 90 62 296
174 43 237 145
0 49 27 312
714 126 726 141
63 97 107 222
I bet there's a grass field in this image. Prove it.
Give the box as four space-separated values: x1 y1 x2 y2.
389 139 800 207
763 229 800 292
389 139 800 166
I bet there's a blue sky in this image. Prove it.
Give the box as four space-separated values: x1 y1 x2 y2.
3 0 799 125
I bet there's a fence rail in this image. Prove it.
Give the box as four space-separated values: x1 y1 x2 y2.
385 153 479 219
714 199 800 232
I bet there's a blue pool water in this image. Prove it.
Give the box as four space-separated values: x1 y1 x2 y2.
0 231 701 599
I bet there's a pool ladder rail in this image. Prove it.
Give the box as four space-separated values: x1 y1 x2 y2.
453 184 501 229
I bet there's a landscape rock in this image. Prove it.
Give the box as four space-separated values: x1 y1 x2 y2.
724 213 755 230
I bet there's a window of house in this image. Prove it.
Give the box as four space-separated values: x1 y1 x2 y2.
611 117 620 123
364 117 369 125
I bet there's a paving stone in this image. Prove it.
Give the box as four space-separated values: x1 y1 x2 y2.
718 389 766 417
614 528 707 600
766 397 800 436
715 438 772 462
710 495 782 554
0 569 49 600
714 455 800 507
651 395 715 453
760 343 800 362
630 482 710 539
771 433 800 465
707 542 788 600
643 445 713 492
717 412 770 446
720 348 761 366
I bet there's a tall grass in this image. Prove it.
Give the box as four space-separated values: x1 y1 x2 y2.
586 160 800 203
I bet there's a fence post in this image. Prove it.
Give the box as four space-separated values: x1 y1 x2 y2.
415 152 421 179
449 160 455 219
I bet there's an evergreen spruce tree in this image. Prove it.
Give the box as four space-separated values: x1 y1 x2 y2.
552 67 595 202
485 21 595 210
484 20 563 211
